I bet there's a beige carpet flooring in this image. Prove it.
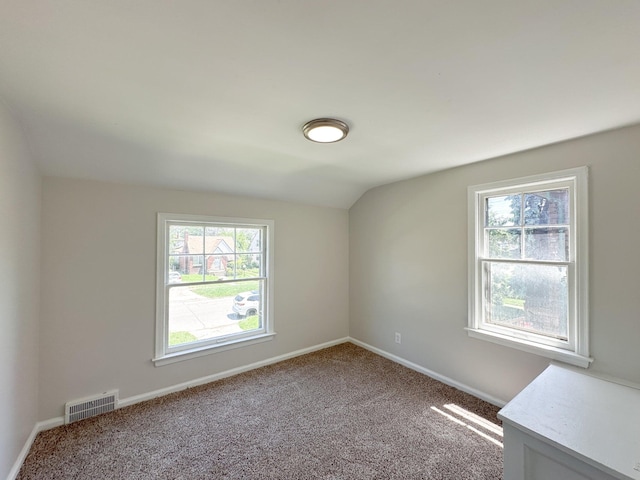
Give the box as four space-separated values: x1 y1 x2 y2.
18 343 503 479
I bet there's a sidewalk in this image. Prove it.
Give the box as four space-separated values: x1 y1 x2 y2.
168 287 243 339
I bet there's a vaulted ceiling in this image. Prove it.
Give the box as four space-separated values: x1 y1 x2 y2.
1 0 639 208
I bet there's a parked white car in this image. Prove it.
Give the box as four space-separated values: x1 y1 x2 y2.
168 271 182 284
232 291 260 317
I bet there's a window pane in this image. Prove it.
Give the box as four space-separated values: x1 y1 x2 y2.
167 269 182 284
237 228 262 253
204 227 234 255
170 225 205 254
171 255 204 283
168 280 263 347
486 195 520 227
524 227 569 261
524 189 569 225
486 228 521 259
169 225 187 253
204 254 229 279
485 262 568 340
169 255 208 283
225 254 262 279
239 253 261 278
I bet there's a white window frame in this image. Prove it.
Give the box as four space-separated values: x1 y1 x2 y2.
153 213 275 366
467 167 591 368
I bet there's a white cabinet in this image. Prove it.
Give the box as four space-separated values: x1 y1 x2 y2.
498 365 640 480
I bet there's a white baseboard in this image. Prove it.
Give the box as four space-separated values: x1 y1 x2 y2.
119 337 351 408
10 337 350 479
6 425 37 480
11 335 503 479
348 337 508 407
30 336 350 438
6 418 63 480
35 417 65 431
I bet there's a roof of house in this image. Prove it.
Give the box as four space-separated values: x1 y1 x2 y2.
173 236 234 255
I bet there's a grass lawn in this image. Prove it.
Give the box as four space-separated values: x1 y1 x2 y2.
239 315 260 331
232 268 260 278
190 281 259 299
169 331 198 346
180 274 218 282
503 297 525 308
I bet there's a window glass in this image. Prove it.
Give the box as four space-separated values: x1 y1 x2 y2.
486 228 521 259
468 168 589 367
524 227 569 261
486 195 520 227
168 280 264 347
156 214 273 365
523 189 569 225
484 262 568 340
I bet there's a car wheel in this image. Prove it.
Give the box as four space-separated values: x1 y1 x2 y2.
246 309 257 316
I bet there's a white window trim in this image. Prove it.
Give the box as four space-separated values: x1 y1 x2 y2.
467 167 591 368
153 213 275 366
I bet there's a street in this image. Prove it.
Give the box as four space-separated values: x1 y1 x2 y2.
168 287 243 339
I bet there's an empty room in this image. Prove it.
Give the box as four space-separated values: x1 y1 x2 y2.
2 1 640 479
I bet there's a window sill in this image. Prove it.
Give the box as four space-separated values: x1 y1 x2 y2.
153 332 276 367
465 328 592 368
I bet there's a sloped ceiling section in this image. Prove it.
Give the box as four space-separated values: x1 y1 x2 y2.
0 0 639 208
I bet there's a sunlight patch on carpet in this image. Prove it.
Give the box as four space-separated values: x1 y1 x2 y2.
431 403 504 448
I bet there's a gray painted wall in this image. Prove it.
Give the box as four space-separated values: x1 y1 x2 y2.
0 101 41 479
39 178 349 420
8 115 640 474
349 124 640 403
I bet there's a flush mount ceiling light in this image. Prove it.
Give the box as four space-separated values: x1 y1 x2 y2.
302 118 349 143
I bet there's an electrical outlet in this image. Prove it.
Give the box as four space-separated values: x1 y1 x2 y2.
395 332 401 344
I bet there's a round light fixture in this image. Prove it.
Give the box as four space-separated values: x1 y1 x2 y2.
302 118 349 143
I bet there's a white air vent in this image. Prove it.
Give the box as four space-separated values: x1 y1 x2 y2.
65 390 118 424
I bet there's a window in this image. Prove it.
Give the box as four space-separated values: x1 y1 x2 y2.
154 213 274 366
467 167 591 368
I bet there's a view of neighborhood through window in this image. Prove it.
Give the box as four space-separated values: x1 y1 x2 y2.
164 222 266 349
468 167 589 366
484 189 570 340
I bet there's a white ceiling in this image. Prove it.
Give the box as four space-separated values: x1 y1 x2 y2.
1 0 639 208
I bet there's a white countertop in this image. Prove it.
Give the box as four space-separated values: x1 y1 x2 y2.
498 364 640 480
